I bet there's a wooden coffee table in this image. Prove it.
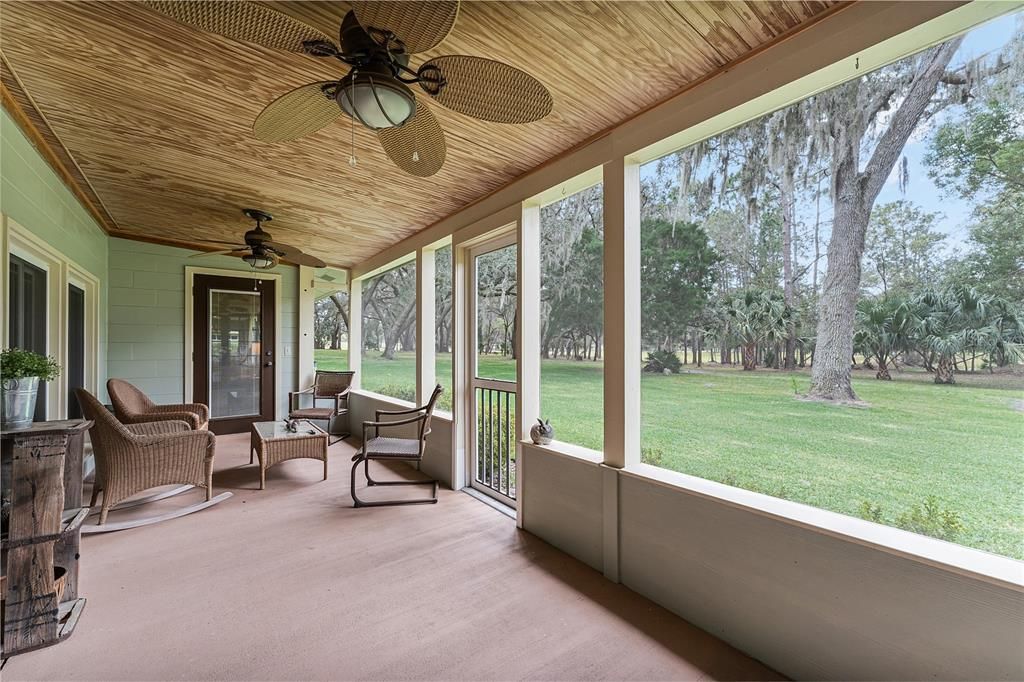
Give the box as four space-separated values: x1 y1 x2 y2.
250 420 328 490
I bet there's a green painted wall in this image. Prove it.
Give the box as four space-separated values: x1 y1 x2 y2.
1 107 109 399
108 238 299 415
2 108 300 413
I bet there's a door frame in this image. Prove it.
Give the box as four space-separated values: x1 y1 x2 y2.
464 229 518 506
184 266 283 419
2 215 100 419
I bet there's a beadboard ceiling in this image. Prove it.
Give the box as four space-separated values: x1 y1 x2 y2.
0 1 841 267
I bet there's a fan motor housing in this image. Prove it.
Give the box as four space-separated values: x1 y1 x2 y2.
339 10 408 71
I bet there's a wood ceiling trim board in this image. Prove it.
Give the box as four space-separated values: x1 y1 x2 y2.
0 55 120 236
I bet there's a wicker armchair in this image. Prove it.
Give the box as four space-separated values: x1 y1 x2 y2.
350 384 443 507
77 388 216 525
107 378 209 430
289 370 354 445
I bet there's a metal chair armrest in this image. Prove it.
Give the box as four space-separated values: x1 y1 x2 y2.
374 406 424 420
361 414 427 444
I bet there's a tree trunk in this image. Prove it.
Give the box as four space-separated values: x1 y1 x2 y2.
809 38 962 402
742 342 757 371
934 355 955 384
781 163 797 370
875 357 892 380
808 173 867 400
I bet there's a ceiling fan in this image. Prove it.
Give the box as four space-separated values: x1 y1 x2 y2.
191 209 327 269
145 1 554 177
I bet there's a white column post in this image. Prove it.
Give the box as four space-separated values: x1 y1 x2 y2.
451 242 470 491
603 157 642 470
416 247 437 404
348 277 362 389
517 204 541 527
298 265 316 391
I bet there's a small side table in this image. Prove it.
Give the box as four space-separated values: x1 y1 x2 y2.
249 421 328 490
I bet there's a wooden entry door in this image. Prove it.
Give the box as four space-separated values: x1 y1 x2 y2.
193 274 276 434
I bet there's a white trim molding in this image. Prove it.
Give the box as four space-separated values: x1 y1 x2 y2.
183 265 284 419
2 214 101 418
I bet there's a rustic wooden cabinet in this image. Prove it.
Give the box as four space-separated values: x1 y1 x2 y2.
1 420 90 658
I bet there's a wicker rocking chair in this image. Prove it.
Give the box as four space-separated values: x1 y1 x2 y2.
76 388 230 532
350 384 444 508
288 370 354 445
107 378 209 431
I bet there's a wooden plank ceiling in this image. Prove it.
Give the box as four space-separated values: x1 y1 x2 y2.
0 1 840 268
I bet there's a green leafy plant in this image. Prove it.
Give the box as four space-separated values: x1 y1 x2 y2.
856 496 966 542
640 446 666 467
643 349 682 374
1 348 61 382
372 384 416 403
858 500 884 523
895 496 967 542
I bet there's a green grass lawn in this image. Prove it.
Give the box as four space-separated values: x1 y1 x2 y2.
316 348 1024 559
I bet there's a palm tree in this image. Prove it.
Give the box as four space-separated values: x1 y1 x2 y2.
974 297 1024 370
724 289 793 371
912 287 990 384
854 297 915 380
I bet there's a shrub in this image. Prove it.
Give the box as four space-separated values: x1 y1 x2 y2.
895 496 966 542
644 349 682 374
641 446 666 467
372 384 416 403
1 348 61 382
856 496 966 542
858 500 884 523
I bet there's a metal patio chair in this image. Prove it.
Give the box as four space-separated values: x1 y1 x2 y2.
288 370 355 446
350 384 443 508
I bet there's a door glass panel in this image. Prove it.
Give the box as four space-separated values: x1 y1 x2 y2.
209 289 261 418
68 284 86 419
474 243 517 382
9 255 48 421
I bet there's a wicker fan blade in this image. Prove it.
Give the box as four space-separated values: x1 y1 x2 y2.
145 1 335 53
377 100 446 177
351 1 459 54
253 82 342 143
189 249 250 259
418 55 552 124
265 242 326 268
194 239 247 247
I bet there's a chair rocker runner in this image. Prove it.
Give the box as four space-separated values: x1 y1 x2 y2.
289 370 354 445
351 384 444 508
76 389 231 533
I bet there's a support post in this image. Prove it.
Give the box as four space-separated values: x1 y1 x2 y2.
602 157 641 469
416 247 436 405
517 204 541 528
451 242 470 491
348 278 362 389
298 265 315 391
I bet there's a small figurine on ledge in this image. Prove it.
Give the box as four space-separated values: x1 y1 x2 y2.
284 419 299 433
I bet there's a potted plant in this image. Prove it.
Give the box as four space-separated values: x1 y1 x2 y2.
1 348 60 430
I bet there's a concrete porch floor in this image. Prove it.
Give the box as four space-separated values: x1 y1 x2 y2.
5 433 781 681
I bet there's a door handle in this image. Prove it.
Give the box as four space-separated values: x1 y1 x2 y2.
264 361 274 367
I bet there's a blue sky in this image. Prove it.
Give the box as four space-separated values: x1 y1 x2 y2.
875 12 1019 249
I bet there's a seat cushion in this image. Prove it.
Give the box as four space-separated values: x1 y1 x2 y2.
364 436 421 458
289 407 337 420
